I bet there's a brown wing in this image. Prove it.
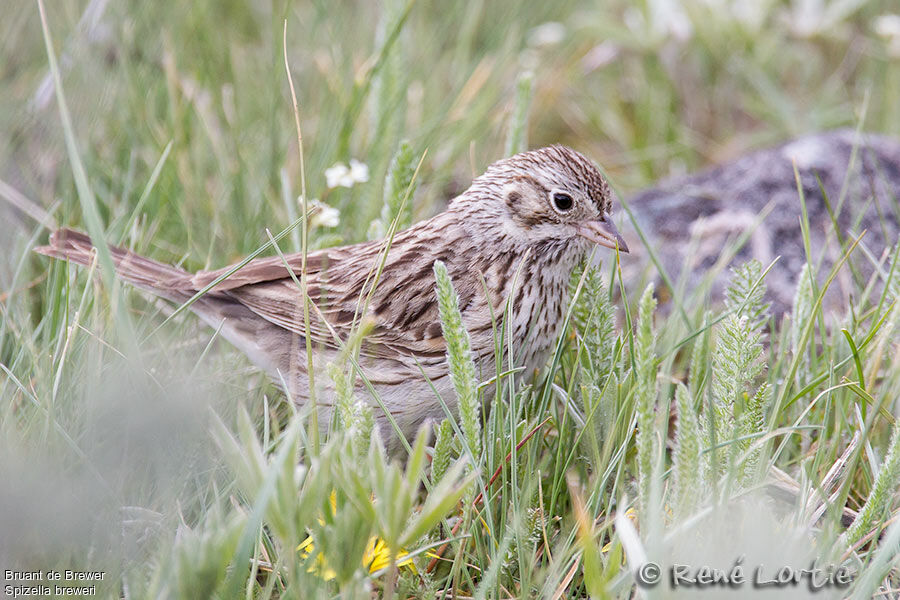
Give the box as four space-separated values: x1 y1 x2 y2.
190 214 512 373
191 236 388 353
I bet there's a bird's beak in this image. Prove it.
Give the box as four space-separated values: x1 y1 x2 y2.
577 219 629 253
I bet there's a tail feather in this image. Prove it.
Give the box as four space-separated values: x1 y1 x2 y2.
35 228 301 384
35 228 193 298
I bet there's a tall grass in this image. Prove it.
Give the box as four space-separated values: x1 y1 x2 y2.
1 0 899 598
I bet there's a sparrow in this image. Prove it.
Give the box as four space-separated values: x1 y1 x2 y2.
36 145 628 446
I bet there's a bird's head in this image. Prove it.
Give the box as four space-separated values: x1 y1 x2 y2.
457 145 628 256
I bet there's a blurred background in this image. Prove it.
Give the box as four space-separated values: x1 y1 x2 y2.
2 0 899 266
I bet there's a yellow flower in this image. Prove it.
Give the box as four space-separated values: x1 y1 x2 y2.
297 535 416 581
296 491 418 580
363 537 416 573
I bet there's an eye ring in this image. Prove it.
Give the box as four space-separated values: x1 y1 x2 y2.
552 191 574 212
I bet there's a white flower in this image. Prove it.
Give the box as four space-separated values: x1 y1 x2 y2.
527 22 566 48
875 14 900 36
325 163 351 188
314 203 340 228
325 159 369 189
874 14 900 56
303 198 340 228
348 159 369 184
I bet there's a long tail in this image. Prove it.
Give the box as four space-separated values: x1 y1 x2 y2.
35 228 293 380
35 228 193 300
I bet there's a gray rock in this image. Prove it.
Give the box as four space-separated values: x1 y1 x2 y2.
621 129 900 319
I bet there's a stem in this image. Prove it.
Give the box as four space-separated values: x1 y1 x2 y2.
283 20 318 454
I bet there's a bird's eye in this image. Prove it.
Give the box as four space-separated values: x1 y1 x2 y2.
552 192 574 212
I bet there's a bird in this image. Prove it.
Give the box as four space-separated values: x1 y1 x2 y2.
36 145 628 448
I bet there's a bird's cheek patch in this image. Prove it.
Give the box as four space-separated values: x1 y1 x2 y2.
503 185 545 228
505 190 523 206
